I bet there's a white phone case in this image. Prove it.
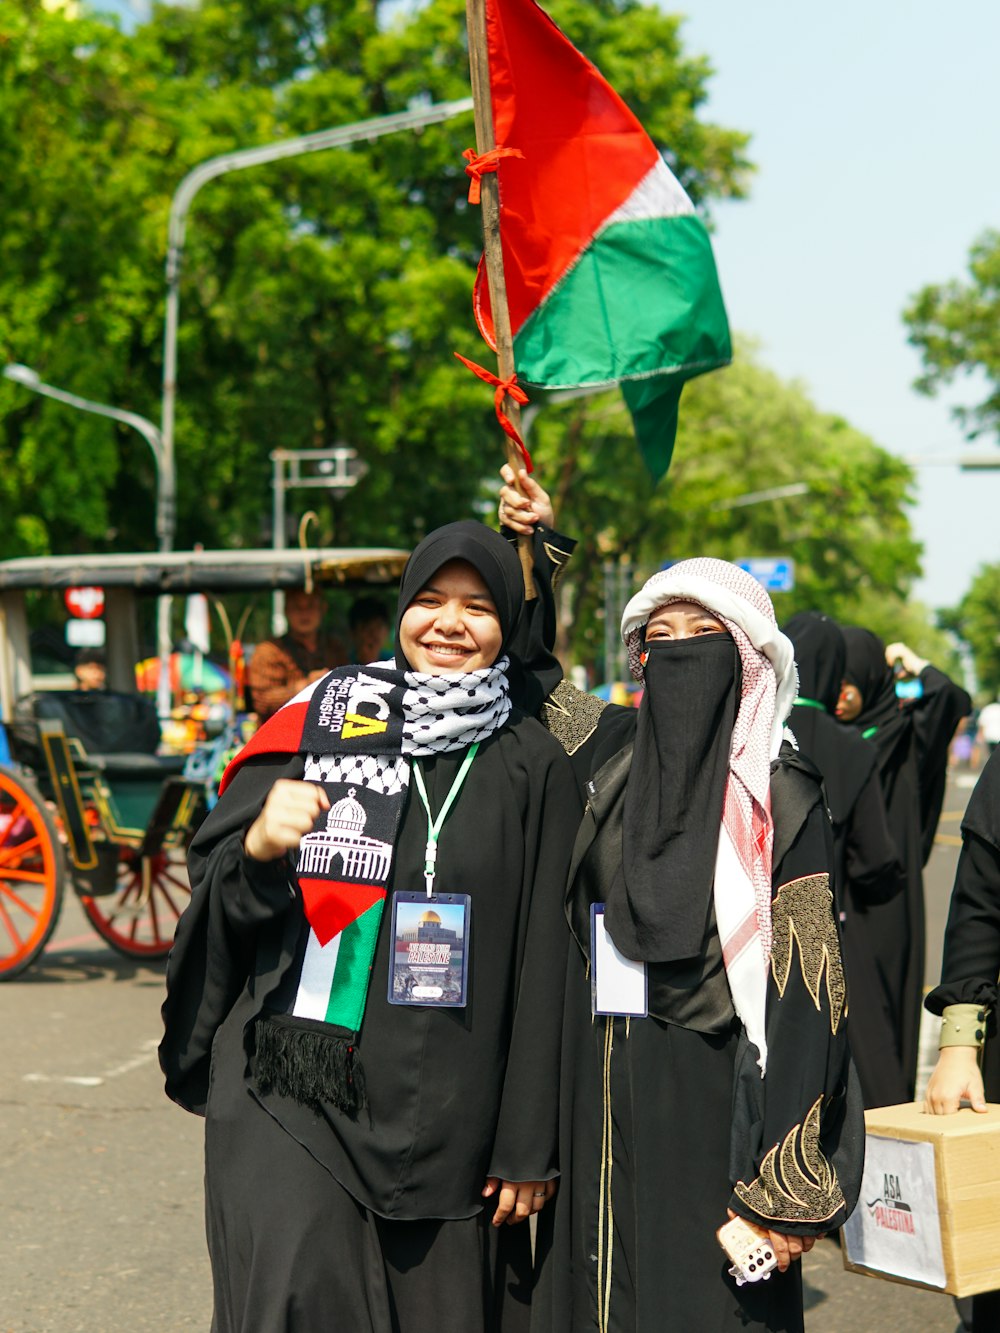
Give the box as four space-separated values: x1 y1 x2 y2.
716 1215 778 1286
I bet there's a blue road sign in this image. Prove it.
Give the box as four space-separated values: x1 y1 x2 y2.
737 558 795 592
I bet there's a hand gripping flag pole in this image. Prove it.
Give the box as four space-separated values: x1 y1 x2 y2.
463 0 536 598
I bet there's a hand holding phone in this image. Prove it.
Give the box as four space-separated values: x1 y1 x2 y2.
716 1214 778 1287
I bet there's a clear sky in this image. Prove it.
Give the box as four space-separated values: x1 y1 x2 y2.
675 0 1000 608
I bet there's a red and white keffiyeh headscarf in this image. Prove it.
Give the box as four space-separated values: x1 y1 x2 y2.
620 558 797 1073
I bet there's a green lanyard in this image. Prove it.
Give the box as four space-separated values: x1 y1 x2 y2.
793 696 827 712
862 724 878 740
411 742 480 898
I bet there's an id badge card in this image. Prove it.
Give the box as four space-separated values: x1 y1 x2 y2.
591 903 647 1017
388 892 470 1008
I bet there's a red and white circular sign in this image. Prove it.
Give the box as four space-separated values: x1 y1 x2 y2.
64 586 105 620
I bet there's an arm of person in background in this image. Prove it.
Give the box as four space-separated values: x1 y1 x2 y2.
886 640 973 864
246 639 327 721
925 825 1000 1113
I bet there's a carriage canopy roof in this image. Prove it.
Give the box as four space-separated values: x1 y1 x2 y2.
0 548 410 594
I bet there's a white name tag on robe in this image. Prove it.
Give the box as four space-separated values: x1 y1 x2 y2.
591 904 648 1017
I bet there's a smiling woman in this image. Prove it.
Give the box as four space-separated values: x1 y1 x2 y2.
159 520 582 1333
398 559 503 674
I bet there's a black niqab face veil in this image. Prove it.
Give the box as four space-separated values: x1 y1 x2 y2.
607 633 740 963
394 521 524 671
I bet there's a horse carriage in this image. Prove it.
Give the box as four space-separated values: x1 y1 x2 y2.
0 546 407 980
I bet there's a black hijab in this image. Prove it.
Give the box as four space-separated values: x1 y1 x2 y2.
394 521 524 670
605 633 739 963
785 611 844 713
841 626 910 776
784 612 876 825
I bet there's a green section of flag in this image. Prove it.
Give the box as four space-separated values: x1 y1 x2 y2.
325 899 385 1030
620 377 682 482
514 214 730 387
513 212 729 480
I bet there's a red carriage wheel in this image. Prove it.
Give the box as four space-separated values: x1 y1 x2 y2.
80 844 190 959
0 765 64 980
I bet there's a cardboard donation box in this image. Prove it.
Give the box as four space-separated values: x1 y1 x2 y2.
842 1102 1000 1297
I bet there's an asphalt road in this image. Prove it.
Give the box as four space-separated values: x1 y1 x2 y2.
1 769 981 1332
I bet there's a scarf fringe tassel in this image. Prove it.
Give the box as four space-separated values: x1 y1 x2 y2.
254 1016 367 1114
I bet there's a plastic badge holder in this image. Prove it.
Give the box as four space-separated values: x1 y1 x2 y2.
387 891 470 1008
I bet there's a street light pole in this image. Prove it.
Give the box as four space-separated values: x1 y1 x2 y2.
3 364 170 549
160 96 474 534
3 362 175 716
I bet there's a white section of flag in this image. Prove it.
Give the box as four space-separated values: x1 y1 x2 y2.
293 929 341 1020
602 157 694 230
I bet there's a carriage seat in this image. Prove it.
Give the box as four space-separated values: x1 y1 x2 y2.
14 691 186 778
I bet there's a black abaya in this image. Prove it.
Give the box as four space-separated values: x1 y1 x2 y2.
161 714 581 1330
532 726 863 1333
782 613 904 1107
841 628 971 1100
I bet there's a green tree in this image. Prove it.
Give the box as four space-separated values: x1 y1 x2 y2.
903 229 1000 440
941 563 1000 697
0 0 750 559
524 343 924 675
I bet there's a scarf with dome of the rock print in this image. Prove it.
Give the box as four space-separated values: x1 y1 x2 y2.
220 658 511 1112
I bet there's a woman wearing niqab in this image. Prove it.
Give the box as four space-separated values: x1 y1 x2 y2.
782 613 904 1107
531 559 862 1333
839 626 970 1101
159 521 581 1333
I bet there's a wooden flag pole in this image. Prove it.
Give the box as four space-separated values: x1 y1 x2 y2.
465 0 536 598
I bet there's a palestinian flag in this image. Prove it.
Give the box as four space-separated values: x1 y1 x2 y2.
293 871 387 1031
472 0 731 478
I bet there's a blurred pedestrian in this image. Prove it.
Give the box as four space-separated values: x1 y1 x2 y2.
247 588 346 722
347 593 392 664
837 629 970 1099
782 612 905 1107
977 698 1000 756
73 647 107 691
924 747 1000 1333
160 522 580 1333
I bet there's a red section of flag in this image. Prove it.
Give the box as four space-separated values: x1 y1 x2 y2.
299 878 386 948
219 700 310 793
474 0 659 342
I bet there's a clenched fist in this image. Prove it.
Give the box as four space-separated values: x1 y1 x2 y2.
244 779 330 862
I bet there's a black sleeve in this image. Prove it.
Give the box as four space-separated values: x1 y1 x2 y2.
729 800 864 1235
488 738 583 1183
503 522 576 715
912 665 972 864
844 765 904 903
158 752 304 1114
924 830 1000 1018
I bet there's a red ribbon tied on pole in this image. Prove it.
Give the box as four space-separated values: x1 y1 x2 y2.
461 147 524 205
454 351 533 472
